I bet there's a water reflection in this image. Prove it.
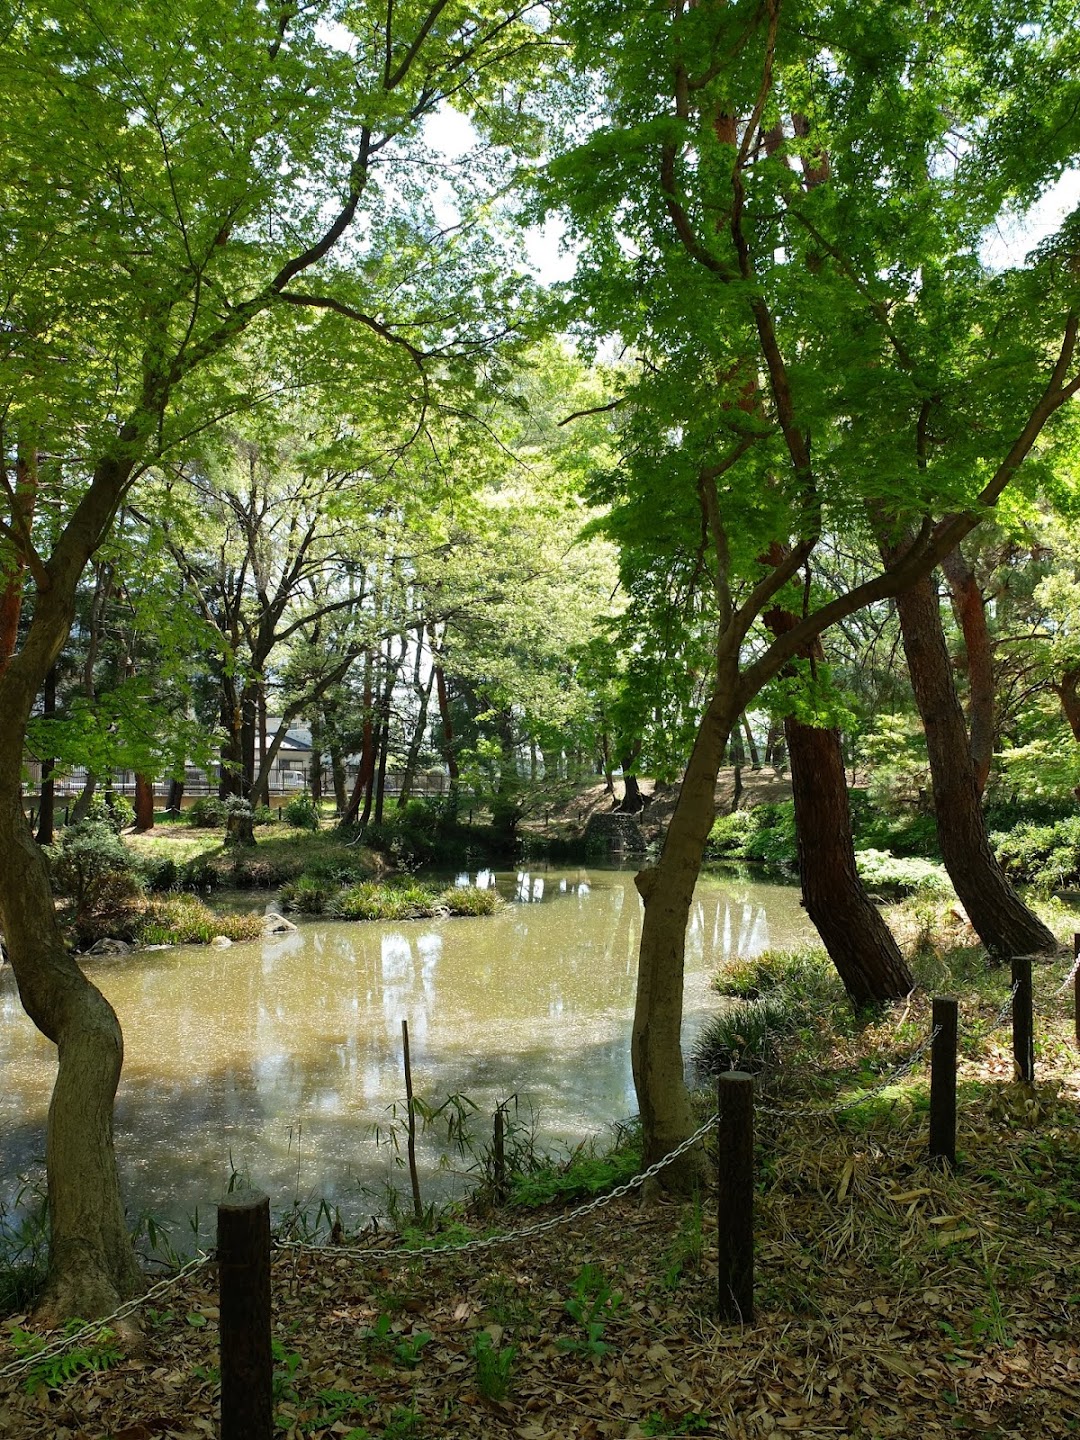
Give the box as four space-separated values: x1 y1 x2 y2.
0 865 812 1232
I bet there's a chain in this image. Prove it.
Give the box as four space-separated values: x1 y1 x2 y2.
1056 951 1080 994
0 1251 213 1383
276 1113 719 1266
756 1025 941 1119
988 980 1019 1029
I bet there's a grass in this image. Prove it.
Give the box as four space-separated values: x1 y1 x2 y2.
281 878 500 922
137 893 264 946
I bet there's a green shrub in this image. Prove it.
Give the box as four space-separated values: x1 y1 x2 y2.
283 794 320 831
705 809 756 858
187 795 229 828
854 848 952 897
703 802 797 870
439 885 499 917
993 816 1080 890
693 992 801 1076
85 793 136 833
137 855 178 892
46 821 141 917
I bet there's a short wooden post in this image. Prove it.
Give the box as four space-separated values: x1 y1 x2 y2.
717 1071 754 1324
1073 934 1080 1049
493 1106 507 1203
1011 955 1034 1083
218 1193 272 1440
401 1018 423 1222
929 997 958 1167
63 805 70 825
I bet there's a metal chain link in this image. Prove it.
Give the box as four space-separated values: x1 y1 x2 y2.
0 1251 213 1383
276 1112 720 1266
756 1025 941 1119
989 980 1019 1029
1056 950 1080 994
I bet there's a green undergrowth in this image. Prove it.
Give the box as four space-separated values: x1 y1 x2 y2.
137 894 264 945
280 876 499 921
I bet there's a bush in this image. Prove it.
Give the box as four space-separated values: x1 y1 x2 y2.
46 821 141 917
85 793 136 834
283 794 320 831
993 816 1080 891
187 795 229 828
705 809 756 858
703 802 797 871
854 849 952 898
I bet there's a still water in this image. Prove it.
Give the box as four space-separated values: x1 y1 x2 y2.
0 866 812 1236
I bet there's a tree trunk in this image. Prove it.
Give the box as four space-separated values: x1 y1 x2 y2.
0 449 38 678
35 666 57 846
309 714 323 810
431 649 460 814
341 654 376 827
329 742 347 814
785 717 913 1003
70 773 98 825
762 606 913 1003
165 777 185 815
941 545 995 797
133 775 154 832
729 724 744 812
632 661 741 1191
890 564 1055 957
398 669 434 809
0 668 140 1323
741 713 761 769
1055 667 1080 742
616 743 644 814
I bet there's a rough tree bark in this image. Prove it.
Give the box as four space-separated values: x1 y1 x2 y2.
133 775 155 832
886 555 1056 958
941 545 995 797
763 609 913 1004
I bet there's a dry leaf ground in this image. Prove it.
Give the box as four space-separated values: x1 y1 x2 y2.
2 938 1078 1440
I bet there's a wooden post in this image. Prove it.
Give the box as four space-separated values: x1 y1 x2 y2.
1011 955 1034 1083
402 1018 423 1222
929 997 958 1167
63 804 69 826
1073 934 1080 1049
717 1071 754 1324
218 1193 272 1440
493 1106 507 1203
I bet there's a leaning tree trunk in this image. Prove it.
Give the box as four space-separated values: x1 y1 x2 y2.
35 666 58 846
892 565 1055 958
763 607 913 1003
785 717 913 1004
0 688 140 1323
633 663 741 1192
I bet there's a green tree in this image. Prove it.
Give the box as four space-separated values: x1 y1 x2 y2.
546 0 1080 1182
0 0 549 1322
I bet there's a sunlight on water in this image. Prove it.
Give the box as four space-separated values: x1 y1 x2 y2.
0 866 812 1236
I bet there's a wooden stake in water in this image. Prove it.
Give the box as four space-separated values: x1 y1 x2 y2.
929 997 958 1167
218 1193 272 1440
402 1018 423 1222
717 1071 754 1324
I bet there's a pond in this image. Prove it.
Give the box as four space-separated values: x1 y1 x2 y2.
0 865 814 1243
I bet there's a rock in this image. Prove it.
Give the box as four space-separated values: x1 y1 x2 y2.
583 810 648 854
264 911 298 934
87 938 132 956
210 935 232 949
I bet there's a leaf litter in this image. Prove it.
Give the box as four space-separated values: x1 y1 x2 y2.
1 968 1078 1439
